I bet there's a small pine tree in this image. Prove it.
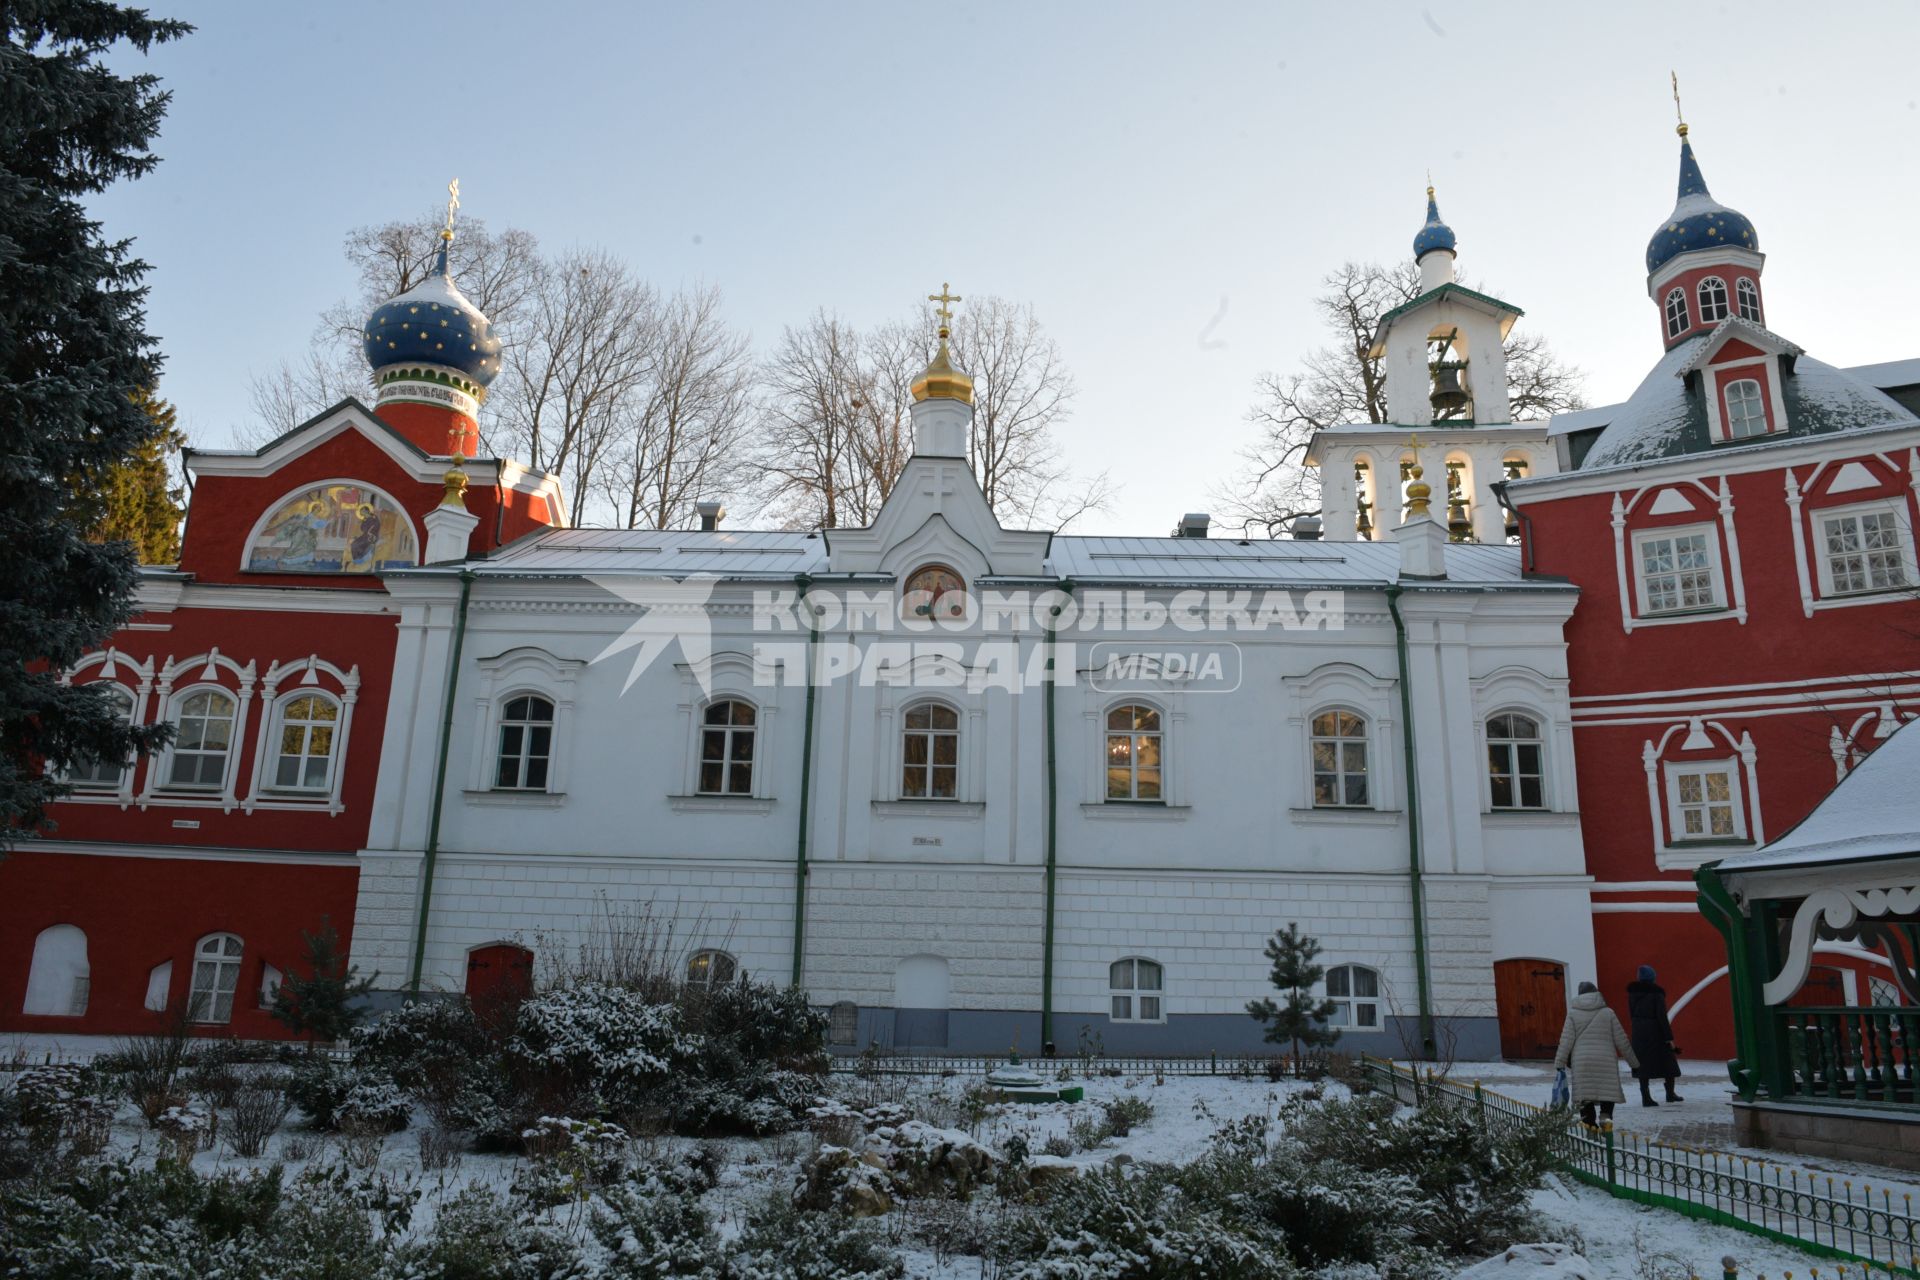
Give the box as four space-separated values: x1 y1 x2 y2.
270 917 376 1044
1246 921 1340 1061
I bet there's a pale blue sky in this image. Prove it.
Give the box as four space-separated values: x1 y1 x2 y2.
102 1 1920 534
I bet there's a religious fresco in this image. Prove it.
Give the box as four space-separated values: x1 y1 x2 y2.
246 483 418 573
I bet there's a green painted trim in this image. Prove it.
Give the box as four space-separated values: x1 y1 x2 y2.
408 570 475 997
1040 579 1075 1051
790 574 819 989
376 365 486 399
1376 281 1525 334
1385 585 1436 1057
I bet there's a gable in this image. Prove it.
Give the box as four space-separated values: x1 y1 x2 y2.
1713 338 1767 364
825 456 1050 579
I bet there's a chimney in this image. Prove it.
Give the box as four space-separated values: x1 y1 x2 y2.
1291 515 1323 541
696 501 725 532
1174 512 1210 539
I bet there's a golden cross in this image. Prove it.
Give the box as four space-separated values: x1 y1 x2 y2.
1670 72 1687 137
1408 431 1423 467
928 282 961 326
445 178 461 237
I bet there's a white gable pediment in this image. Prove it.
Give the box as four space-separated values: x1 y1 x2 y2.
826 456 1050 578
1826 461 1881 495
1647 488 1698 516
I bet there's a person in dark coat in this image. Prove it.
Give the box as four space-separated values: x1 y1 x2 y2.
1626 964 1682 1105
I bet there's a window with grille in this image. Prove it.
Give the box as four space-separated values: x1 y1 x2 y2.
271 693 339 791
495 695 555 790
1666 761 1744 842
1310 709 1370 808
1664 288 1690 338
1736 278 1762 323
1723 378 1767 439
1486 712 1545 809
686 949 737 989
1635 529 1720 614
698 699 756 795
167 689 236 789
901 702 959 799
1109 958 1164 1023
189 933 244 1024
1105 704 1163 800
1820 507 1912 595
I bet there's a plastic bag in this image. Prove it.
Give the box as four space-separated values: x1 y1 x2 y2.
1550 1067 1571 1109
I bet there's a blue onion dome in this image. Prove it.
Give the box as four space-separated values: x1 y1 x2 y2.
1645 135 1758 274
362 235 503 390
1413 187 1457 259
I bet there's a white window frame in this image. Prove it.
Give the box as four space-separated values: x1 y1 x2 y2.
66 683 138 794
1736 277 1762 323
1485 709 1547 811
493 692 557 792
188 933 245 1024
899 698 962 801
1109 957 1165 1024
466 647 582 804
1723 377 1768 440
1325 963 1382 1030
1663 757 1748 844
1697 276 1729 324
686 949 737 989
141 653 257 813
1664 287 1690 339
264 690 342 794
1308 706 1372 809
695 697 759 797
1631 523 1726 617
1812 499 1918 599
1103 702 1165 802
160 685 241 794
243 657 360 815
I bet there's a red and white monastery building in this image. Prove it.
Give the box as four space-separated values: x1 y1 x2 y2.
4 112 1915 1062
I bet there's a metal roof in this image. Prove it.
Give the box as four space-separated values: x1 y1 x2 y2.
473 526 1560 590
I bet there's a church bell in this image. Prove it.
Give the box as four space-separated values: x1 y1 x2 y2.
1429 363 1471 416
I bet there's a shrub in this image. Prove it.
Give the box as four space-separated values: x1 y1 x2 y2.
224 1078 295 1158
514 1116 629 1208
408 1185 584 1280
287 1059 410 1132
728 1189 904 1280
352 998 506 1134
107 1018 195 1127
269 916 376 1043
1102 1093 1153 1137
505 983 691 1123
589 1173 725 1278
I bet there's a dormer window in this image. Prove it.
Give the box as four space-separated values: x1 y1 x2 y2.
1724 379 1767 440
1735 278 1762 323
1697 277 1728 324
1664 289 1690 339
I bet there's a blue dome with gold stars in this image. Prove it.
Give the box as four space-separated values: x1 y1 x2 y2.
362 239 503 390
1645 137 1758 275
1413 189 1457 260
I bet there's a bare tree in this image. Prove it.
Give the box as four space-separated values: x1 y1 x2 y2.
1223 260 1584 537
598 285 757 530
753 311 882 530
238 212 541 446
486 248 659 509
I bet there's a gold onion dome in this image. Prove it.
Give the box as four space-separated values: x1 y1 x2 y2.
911 328 974 404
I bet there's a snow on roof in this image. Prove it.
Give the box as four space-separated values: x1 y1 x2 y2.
1671 316 1802 379
1545 404 1615 438
1848 357 1920 390
471 526 1564 590
1718 718 1920 873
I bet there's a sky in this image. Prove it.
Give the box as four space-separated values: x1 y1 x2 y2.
98 1 1920 536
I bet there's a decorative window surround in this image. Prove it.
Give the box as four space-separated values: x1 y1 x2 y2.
873 662 984 804
57 649 155 806
1631 523 1724 616
1485 709 1547 811
1469 665 1577 816
1643 719 1761 870
1702 355 1787 444
467 646 584 797
1083 697 1186 807
243 657 360 815
142 651 258 813
1283 663 1399 813
674 653 780 802
1785 454 1920 616
1812 499 1917 599
1829 705 1910 781
1613 485 1747 632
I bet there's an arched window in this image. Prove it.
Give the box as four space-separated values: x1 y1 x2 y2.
1105 704 1163 801
828 1000 859 1046
901 701 959 799
1736 277 1762 323
686 949 737 989
189 933 244 1024
902 564 966 621
495 694 555 790
1310 709 1370 808
1664 288 1690 339
1486 711 1546 810
167 689 236 790
1325 964 1381 1029
698 699 756 795
1353 458 1375 540
245 481 418 574
1109 957 1164 1023
1724 378 1767 439
1697 276 1729 324
269 692 340 791
23 925 89 1016
69 684 135 790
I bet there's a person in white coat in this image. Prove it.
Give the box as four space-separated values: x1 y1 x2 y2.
1553 980 1640 1128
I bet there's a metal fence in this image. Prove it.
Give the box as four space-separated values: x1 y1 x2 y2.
1363 1056 1920 1275
826 1051 1288 1078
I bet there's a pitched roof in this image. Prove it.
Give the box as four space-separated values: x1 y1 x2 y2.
1717 718 1920 872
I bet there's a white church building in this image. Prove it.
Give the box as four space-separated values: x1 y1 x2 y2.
352 226 1597 1059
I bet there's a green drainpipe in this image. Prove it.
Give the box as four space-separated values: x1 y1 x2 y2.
790 574 819 988
1385 584 1437 1058
1040 578 1075 1051
408 569 475 998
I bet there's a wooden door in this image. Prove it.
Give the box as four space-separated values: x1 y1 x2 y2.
1494 958 1566 1059
465 943 533 1025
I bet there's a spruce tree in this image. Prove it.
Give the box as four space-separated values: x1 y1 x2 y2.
1246 921 1340 1061
68 388 187 564
0 2 192 839
270 917 377 1044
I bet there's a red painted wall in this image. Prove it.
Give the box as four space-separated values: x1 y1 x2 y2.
1655 262 1765 346
0 850 359 1039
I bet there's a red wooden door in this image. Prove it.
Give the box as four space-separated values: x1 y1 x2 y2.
1494 958 1567 1059
465 943 533 1022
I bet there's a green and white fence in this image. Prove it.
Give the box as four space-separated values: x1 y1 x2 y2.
1363 1057 1920 1275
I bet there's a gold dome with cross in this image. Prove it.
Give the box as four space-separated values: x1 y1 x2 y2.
911 282 975 404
